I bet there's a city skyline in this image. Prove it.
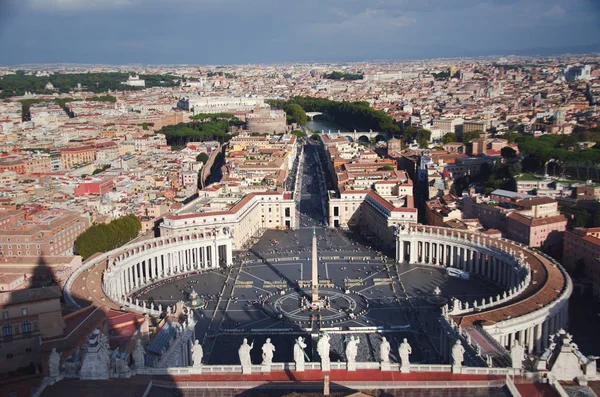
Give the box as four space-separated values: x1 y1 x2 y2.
1 0 599 65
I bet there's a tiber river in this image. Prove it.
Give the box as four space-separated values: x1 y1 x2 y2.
306 119 348 133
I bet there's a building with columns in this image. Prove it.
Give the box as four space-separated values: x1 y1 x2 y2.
395 224 571 355
329 190 418 249
160 191 295 250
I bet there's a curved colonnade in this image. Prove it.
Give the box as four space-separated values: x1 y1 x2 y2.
94 230 234 314
67 222 571 361
395 224 572 354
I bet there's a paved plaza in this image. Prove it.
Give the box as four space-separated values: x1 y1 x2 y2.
137 226 503 365
137 143 504 365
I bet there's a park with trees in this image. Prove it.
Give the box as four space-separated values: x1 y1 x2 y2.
0 72 179 98
516 132 600 180
157 113 244 147
322 71 363 80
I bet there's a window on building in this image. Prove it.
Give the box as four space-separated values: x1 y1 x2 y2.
22 308 28 316
25 348 32 353
3 324 12 336
22 321 31 334
2 311 7 319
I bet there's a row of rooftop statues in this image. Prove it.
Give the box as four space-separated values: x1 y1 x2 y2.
48 328 596 384
230 334 421 373
48 329 147 381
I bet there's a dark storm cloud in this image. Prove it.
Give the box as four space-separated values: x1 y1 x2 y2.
0 0 599 65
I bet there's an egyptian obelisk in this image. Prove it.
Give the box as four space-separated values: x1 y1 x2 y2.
311 226 319 308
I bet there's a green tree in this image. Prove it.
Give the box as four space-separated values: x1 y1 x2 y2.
500 131 520 144
284 104 307 126
92 164 110 175
462 131 481 144
442 133 457 144
74 214 141 260
501 146 517 159
322 71 363 80
86 95 117 102
291 130 307 138
196 153 209 163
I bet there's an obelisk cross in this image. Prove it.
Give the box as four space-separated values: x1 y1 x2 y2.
311 226 319 308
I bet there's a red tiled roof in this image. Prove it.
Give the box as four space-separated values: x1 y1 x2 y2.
448 230 567 327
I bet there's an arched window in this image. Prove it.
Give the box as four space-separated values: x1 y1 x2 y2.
22 320 31 334
3 324 12 337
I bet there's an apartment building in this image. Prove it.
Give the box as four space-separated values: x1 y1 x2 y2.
0 207 89 257
463 191 567 248
0 286 63 374
60 146 96 170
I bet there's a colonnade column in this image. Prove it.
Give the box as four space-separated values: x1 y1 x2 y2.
468 250 474 273
409 241 417 264
535 323 543 353
214 243 220 268
527 326 535 353
132 264 137 289
226 241 233 267
398 240 404 263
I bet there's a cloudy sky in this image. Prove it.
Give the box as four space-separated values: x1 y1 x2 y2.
0 0 599 65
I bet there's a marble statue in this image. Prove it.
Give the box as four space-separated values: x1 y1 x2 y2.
132 338 145 370
538 330 598 381
452 340 465 370
261 338 276 366
317 333 331 371
399 338 412 373
293 336 307 372
346 335 360 370
112 348 131 378
191 340 203 368
80 329 111 380
510 339 525 370
49 347 61 378
238 338 254 373
380 337 391 364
